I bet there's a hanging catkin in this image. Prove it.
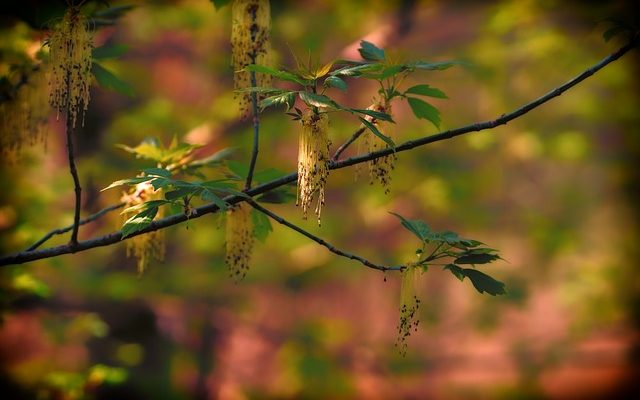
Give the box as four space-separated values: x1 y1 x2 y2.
231 0 272 118
358 98 397 193
225 202 254 282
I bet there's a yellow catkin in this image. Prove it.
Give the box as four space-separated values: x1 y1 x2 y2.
231 0 272 118
358 98 397 193
48 7 93 128
297 110 330 225
0 68 50 160
225 202 254 282
121 182 165 275
396 263 421 356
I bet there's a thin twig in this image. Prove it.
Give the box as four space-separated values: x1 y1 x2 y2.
65 72 82 247
0 39 636 267
25 203 124 252
248 200 402 272
332 126 366 161
245 69 260 190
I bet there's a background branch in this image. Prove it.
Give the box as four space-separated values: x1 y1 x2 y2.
1 39 635 267
25 203 124 252
332 126 366 161
248 200 402 272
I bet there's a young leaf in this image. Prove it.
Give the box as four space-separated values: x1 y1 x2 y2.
359 117 395 149
389 212 431 242
324 75 347 91
102 177 149 191
122 199 171 214
260 91 297 110
252 209 273 242
121 207 158 238
404 84 448 99
407 97 441 129
352 109 394 123
358 40 385 61
461 269 506 296
244 64 309 85
411 61 460 71
92 63 135 97
454 253 500 265
142 167 172 178
444 264 465 281
379 65 405 80
299 92 340 109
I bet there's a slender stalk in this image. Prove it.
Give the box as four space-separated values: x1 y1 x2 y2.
26 203 124 252
248 200 402 272
0 39 636 267
245 68 260 190
65 72 82 247
332 126 366 161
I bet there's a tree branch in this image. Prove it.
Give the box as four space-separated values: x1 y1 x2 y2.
25 203 124 252
65 75 82 247
248 200 402 272
1 39 636 267
332 126 366 161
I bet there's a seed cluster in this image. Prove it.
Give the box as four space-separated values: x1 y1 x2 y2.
297 110 330 225
121 182 165 275
359 98 397 193
48 7 93 128
225 202 254 282
396 263 421 356
1 68 50 160
231 0 272 118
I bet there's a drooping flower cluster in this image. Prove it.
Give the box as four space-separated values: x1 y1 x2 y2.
121 182 165 275
48 7 93 128
359 98 397 193
396 263 421 356
231 0 272 117
225 202 254 282
297 110 330 225
1 68 50 160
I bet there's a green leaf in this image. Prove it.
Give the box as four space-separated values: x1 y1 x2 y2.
210 0 231 9
412 61 460 71
92 44 129 60
405 84 448 99
324 75 347 91
461 269 506 296
332 63 383 77
252 209 272 242
352 109 394 122
298 92 340 109
142 167 171 178
244 64 309 85
359 117 395 149
603 25 631 42
259 91 297 110
253 168 286 183
164 187 198 201
455 253 500 265
200 189 229 210
389 212 431 242
379 65 405 80
121 207 158 238
407 97 441 128
92 63 134 97
358 40 385 61
444 264 465 281
188 147 236 168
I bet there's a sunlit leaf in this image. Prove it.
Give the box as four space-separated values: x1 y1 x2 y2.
121 207 158 238
299 92 340 109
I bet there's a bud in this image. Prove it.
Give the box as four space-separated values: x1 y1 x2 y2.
396 263 421 356
48 7 93 128
358 98 397 193
297 110 330 225
231 0 272 118
121 182 165 275
225 202 254 282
